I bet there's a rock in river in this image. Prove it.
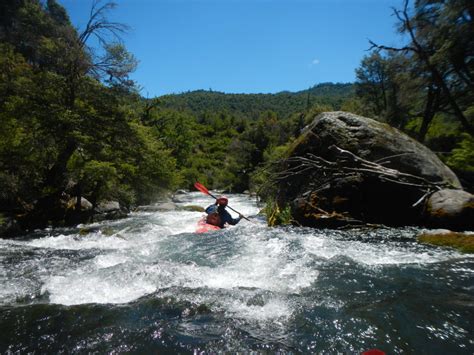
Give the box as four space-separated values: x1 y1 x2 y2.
424 189 474 230
275 111 466 228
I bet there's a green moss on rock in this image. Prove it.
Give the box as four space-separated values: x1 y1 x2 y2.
418 232 474 253
179 205 205 212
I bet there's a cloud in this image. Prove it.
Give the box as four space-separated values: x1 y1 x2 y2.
311 58 320 65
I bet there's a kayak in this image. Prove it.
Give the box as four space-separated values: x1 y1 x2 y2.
195 217 221 233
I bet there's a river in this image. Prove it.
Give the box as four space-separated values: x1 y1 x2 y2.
0 192 473 353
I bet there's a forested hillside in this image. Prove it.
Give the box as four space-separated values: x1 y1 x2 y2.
158 83 354 120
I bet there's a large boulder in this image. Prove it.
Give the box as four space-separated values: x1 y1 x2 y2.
424 189 474 230
277 111 463 228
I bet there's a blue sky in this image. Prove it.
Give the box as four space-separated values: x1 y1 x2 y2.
60 0 406 97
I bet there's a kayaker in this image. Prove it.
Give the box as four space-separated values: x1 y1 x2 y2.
205 196 242 228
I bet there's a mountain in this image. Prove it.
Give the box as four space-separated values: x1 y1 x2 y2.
157 82 355 120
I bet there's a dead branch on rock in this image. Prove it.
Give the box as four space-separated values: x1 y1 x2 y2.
269 145 451 205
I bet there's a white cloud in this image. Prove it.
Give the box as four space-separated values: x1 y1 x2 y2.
311 58 320 65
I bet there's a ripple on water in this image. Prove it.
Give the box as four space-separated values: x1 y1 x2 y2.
0 193 473 353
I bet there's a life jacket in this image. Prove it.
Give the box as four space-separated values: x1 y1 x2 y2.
206 211 221 226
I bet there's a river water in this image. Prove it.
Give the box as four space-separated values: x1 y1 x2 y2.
0 192 473 353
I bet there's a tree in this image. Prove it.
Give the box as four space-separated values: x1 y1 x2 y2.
355 52 389 118
0 1 180 229
369 0 474 135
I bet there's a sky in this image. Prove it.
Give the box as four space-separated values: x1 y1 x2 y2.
60 0 407 97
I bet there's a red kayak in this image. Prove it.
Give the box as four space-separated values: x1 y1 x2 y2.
195 217 221 233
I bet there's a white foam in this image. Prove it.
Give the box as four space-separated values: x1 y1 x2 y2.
187 234 319 294
27 232 131 250
301 231 462 266
42 270 156 305
94 254 129 269
226 297 292 321
2 192 471 326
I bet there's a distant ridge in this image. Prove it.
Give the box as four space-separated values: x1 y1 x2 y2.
157 82 354 120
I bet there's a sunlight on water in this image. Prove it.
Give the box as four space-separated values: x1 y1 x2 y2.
301 230 459 266
0 192 468 312
1 192 473 353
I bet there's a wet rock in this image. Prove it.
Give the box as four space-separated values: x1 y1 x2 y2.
67 197 93 211
93 200 128 222
156 202 178 211
277 111 463 228
64 197 94 225
95 201 120 213
171 194 187 203
0 215 24 239
136 202 177 212
424 189 474 230
294 111 460 186
418 229 474 253
179 205 205 212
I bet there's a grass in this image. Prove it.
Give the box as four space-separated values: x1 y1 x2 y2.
418 232 474 253
265 200 293 226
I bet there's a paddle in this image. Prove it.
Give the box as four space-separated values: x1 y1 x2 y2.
194 182 251 222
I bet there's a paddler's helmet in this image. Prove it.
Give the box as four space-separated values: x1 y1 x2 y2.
217 196 228 206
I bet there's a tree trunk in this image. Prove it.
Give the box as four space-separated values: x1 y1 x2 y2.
75 182 82 212
418 86 439 143
43 139 77 191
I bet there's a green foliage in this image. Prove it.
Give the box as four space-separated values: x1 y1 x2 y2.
355 52 411 128
0 0 177 223
352 0 474 191
447 134 474 173
128 122 179 204
264 200 293 226
340 98 365 116
158 83 354 121
356 0 474 140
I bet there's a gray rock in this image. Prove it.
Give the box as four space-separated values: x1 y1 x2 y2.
171 195 187 203
93 209 128 222
155 202 178 211
92 200 128 222
179 205 205 212
277 111 463 227
425 189 474 230
299 111 460 187
67 197 93 211
136 202 177 212
95 201 121 214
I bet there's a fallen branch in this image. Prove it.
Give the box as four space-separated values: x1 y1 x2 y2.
267 145 451 210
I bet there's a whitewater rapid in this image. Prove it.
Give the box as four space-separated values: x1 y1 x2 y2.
0 193 465 311
1 192 473 353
